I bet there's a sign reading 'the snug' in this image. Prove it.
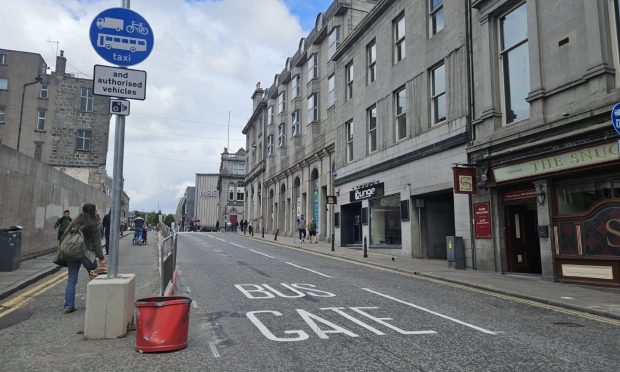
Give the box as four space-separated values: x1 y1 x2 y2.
493 142 619 183
350 182 384 202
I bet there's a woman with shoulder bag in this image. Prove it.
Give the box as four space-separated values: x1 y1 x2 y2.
61 203 107 314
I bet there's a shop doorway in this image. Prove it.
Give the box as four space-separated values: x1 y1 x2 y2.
341 202 362 245
505 203 541 274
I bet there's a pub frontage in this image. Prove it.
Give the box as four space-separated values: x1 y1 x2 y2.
471 137 620 288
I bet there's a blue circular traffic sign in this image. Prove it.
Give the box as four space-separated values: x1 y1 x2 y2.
613 102 620 136
89 8 154 66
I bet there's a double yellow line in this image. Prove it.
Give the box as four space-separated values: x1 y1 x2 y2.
0 272 67 319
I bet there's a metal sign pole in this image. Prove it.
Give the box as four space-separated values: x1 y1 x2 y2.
107 0 130 279
108 115 125 279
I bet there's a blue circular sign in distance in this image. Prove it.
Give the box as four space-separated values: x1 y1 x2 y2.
612 102 620 136
89 8 154 67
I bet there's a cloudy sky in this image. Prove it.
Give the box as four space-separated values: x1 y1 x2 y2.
1 0 331 213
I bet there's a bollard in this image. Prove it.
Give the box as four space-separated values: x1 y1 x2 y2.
262 227 264 238
363 236 368 258
331 233 335 251
274 228 279 241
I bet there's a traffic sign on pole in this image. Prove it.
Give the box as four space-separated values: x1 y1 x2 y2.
110 99 130 116
612 102 620 136
89 7 154 66
93 64 146 100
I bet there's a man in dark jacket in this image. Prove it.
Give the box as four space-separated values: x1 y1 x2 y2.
54 210 72 242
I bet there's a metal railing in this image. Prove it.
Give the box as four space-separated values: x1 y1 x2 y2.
158 223 178 295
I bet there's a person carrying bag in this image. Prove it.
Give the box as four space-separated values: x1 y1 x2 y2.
58 203 107 314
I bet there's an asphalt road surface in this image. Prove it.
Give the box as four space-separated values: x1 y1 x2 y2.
0 232 619 371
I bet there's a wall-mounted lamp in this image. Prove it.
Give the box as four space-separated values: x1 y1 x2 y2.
332 170 337 177
536 185 546 205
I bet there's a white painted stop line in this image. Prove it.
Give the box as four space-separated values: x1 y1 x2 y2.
362 288 497 335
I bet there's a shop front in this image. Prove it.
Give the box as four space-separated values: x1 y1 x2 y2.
340 181 402 248
489 140 620 287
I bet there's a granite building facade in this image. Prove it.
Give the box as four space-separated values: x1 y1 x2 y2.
0 49 112 190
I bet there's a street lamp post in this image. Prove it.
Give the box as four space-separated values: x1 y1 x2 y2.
17 75 43 152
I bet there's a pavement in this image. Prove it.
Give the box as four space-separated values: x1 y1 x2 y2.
1 230 620 321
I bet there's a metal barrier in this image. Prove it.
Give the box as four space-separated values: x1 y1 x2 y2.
158 224 178 295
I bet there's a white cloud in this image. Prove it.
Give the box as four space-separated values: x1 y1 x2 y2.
0 0 304 213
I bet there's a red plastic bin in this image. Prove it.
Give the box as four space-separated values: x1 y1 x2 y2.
135 296 192 353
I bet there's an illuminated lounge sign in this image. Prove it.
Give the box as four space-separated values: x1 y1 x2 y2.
350 182 384 202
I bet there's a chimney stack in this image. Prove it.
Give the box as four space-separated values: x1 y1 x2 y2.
56 50 66 76
251 82 264 112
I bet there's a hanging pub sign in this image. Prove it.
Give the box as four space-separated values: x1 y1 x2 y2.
452 166 477 194
350 182 384 202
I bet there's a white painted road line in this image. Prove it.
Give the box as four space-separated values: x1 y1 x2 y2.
362 288 497 335
249 249 276 259
229 242 245 248
285 262 333 278
209 341 221 358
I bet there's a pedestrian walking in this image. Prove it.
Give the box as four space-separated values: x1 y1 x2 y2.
61 203 106 314
248 222 253 235
308 218 317 243
54 210 72 242
102 209 111 255
215 220 220 232
297 214 306 243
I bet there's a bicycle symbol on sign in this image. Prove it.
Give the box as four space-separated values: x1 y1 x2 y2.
126 21 149 35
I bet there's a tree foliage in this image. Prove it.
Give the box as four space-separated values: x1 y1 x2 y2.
164 214 175 227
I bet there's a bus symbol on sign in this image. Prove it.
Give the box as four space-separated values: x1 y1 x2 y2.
89 8 154 67
612 103 620 136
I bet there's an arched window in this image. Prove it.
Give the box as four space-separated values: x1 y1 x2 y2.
229 182 236 201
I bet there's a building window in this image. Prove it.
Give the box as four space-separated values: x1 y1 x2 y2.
0 54 6 65
278 123 285 147
307 94 318 122
80 87 94 112
345 120 353 163
292 75 300 98
431 63 446 125
500 3 530 124
39 83 48 99
308 53 318 80
278 91 286 113
76 129 92 151
367 105 377 153
0 78 8 91
34 141 43 161
429 0 444 36
0 107 5 124
367 40 376 84
267 134 273 156
394 87 407 140
345 61 354 101
268 105 275 125
393 13 406 63
237 187 244 201
327 74 335 108
328 26 341 60
232 162 245 175
36 110 46 131
291 110 300 136
229 183 235 201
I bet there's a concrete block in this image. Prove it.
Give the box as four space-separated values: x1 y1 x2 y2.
84 273 136 339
